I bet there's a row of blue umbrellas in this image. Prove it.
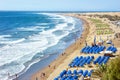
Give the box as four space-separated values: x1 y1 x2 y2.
81 45 105 54
69 56 94 67
69 55 110 67
93 56 110 65
106 46 117 53
54 70 93 80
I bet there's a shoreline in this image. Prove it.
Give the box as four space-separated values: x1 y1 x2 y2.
32 12 120 80
14 14 84 80
31 14 90 80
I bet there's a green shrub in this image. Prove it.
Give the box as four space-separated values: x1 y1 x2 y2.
102 57 120 80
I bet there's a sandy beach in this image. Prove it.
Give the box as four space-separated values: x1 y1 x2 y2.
31 12 120 80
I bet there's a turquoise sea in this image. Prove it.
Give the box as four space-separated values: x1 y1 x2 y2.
0 11 83 80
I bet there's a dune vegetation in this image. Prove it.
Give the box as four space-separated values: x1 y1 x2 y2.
95 56 120 80
88 18 113 35
102 56 120 80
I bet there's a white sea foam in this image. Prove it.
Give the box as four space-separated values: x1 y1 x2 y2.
48 13 76 24
17 26 45 31
0 35 11 38
0 13 78 80
38 13 65 19
37 23 48 25
0 35 12 40
0 38 25 44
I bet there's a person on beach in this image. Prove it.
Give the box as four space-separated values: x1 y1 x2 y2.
40 72 46 80
40 72 43 78
41 72 45 77
48 65 50 68
7 72 10 77
80 42 81 45
54 65 56 69
15 74 18 80
35 77 38 80
43 73 45 77
64 52 66 55
62 53 64 56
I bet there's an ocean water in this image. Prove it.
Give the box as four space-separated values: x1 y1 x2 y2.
0 12 83 80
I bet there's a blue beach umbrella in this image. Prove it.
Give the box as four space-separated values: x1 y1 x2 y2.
88 70 93 77
54 78 58 80
60 70 66 77
73 70 77 75
87 58 92 64
68 75 72 78
88 72 91 77
73 75 78 79
103 56 110 64
83 70 88 77
91 56 94 59
61 77 66 80
78 70 83 75
67 70 72 75
98 56 105 65
93 56 101 64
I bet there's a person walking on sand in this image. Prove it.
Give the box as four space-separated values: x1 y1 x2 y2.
35 77 38 80
41 72 45 77
41 72 44 77
43 73 45 77
54 65 56 69
40 73 42 78
48 65 50 68
15 73 18 80
7 72 10 78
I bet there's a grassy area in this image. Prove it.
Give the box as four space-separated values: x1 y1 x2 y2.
96 29 113 35
99 15 120 21
89 18 102 23
88 18 113 35
88 15 120 21
96 23 109 29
